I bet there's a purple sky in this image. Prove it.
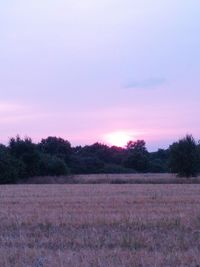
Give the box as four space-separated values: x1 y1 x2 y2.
0 0 200 150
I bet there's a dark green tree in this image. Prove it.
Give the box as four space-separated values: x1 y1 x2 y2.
39 137 72 163
124 140 149 172
9 136 40 177
149 149 169 172
39 154 70 176
169 135 200 177
0 146 25 184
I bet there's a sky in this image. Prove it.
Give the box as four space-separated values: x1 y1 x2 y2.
0 0 200 150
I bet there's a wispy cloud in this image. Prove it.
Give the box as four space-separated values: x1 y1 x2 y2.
124 78 166 89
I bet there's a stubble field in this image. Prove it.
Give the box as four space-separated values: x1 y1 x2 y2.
1 182 200 267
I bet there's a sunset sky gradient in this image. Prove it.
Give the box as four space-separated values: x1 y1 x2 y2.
1 0 200 150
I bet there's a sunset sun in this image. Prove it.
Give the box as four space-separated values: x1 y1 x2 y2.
104 131 135 147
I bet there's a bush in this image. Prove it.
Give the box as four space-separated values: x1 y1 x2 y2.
102 163 135 174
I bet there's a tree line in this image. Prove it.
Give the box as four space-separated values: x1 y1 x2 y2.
0 134 200 183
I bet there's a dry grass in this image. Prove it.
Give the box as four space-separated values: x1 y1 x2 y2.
1 183 200 266
73 173 200 184
21 173 200 184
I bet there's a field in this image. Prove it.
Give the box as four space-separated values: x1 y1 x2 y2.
1 182 200 266
22 173 200 184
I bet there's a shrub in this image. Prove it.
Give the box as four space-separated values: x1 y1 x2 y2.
102 163 135 174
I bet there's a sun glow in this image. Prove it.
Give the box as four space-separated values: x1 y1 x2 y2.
104 131 136 147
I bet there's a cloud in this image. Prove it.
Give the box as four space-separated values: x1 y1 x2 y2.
124 78 166 89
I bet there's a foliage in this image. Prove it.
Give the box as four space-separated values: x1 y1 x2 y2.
9 136 41 178
102 164 135 174
124 140 150 172
70 155 104 174
169 135 200 177
8 136 70 179
0 146 25 184
39 153 70 176
149 149 169 172
0 134 199 183
39 136 72 163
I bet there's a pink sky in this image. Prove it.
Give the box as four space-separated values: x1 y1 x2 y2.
0 0 200 150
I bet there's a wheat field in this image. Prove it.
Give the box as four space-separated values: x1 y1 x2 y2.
1 183 200 266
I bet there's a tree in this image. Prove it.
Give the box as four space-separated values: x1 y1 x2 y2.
169 135 200 177
70 155 104 174
39 137 72 163
9 136 36 157
39 154 70 176
9 136 40 177
126 140 146 152
0 146 25 184
124 140 149 172
77 143 112 162
149 149 169 173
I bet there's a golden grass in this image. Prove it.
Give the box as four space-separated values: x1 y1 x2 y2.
1 183 200 266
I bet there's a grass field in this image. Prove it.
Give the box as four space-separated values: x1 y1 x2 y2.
1 183 200 266
22 173 200 184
